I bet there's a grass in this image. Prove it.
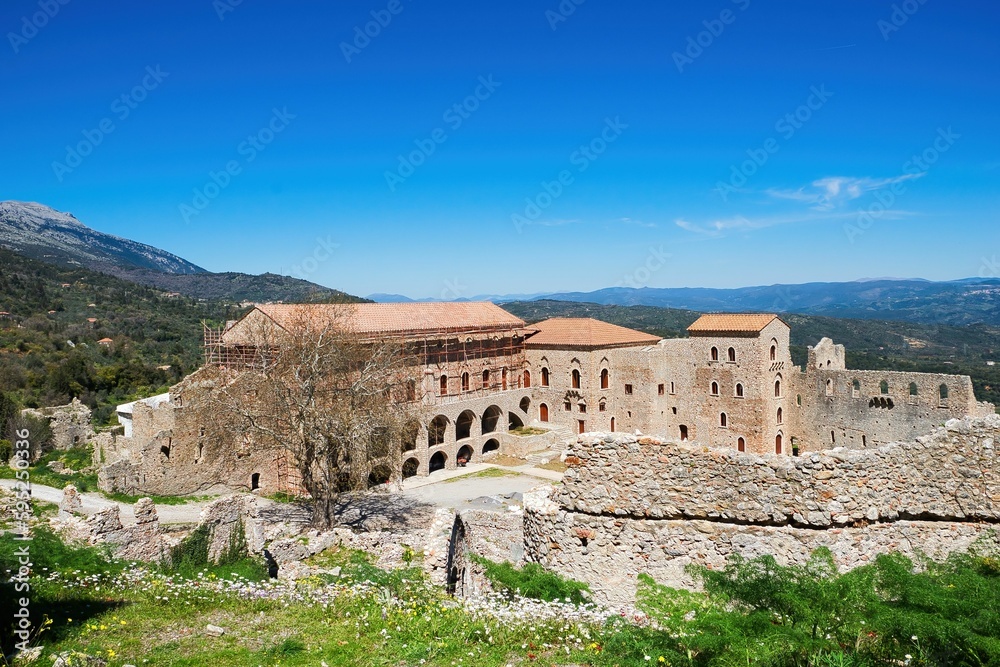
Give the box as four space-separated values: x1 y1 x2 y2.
101 491 217 506
535 459 568 473
0 447 98 491
509 426 548 437
442 467 523 483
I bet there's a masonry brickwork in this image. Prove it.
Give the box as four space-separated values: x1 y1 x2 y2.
523 417 1000 604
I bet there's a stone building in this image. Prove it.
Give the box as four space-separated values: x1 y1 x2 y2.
96 305 993 496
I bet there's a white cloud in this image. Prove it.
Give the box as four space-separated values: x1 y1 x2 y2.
766 174 924 211
618 217 657 229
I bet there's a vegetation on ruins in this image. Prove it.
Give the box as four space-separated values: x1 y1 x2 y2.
205 305 423 529
2 502 999 666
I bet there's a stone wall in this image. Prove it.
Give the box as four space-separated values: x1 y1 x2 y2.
445 508 524 597
523 417 1000 605
22 398 95 454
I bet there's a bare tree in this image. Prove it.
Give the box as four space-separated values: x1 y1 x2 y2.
208 305 423 528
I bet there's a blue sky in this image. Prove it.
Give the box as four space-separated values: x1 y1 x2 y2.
2 0 998 299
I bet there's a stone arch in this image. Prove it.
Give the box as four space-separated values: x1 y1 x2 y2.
508 411 524 430
429 451 447 474
456 410 476 441
368 463 393 487
402 457 419 478
482 405 502 433
428 415 448 447
519 396 531 412
539 403 549 422
457 444 474 465
402 420 420 452
482 439 500 455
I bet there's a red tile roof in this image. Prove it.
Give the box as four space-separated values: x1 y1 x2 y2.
524 318 661 350
230 302 526 340
687 313 784 334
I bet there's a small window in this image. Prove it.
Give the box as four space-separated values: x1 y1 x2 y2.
831 430 836 444
610 417 615 432
770 344 777 361
482 370 490 389
711 347 719 361
599 401 606 412
880 380 889 395
737 437 745 452
776 407 783 425
571 369 581 389
852 380 860 398
671 407 677 414
670 381 675 394
658 383 665 395
939 384 949 400
909 382 918 396
710 381 719 396
826 379 833 396
774 378 782 398
735 383 744 398
578 403 587 414
578 420 585 434
440 375 449 396
523 370 531 388
461 372 470 392
600 369 609 389
564 401 571 411
720 412 728 428
541 367 549 386
727 347 736 362
624 384 633 395
775 433 783 454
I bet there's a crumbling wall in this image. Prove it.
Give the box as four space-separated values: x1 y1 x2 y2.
445 508 524 598
22 398 95 453
523 417 1000 605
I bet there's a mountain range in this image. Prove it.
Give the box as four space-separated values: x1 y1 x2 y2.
0 201 360 304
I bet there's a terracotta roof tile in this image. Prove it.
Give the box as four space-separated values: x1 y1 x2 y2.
524 318 661 349
238 302 526 339
687 313 783 334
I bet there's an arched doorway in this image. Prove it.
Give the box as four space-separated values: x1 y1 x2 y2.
519 396 531 412
539 403 549 422
679 425 688 441
775 433 783 455
428 415 448 446
429 451 447 473
251 473 260 490
402 458 419 479
508 412 524 430
457 444 474 466
737 437 745 452
600 369 609 389
456 410 475 441
482 405 502 433
523 370 531 388
610 417 615 432
482 439 500 455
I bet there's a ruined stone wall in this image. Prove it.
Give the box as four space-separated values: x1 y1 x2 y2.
22 398 95 454
446 509 524 597
791 367 992 452
523 417 1000 605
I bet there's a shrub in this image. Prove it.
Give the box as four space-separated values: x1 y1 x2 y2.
471 556 590 604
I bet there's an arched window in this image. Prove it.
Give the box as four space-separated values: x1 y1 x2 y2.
770 341 777 361
774 376 782 398
775 433 783 455
720 412 728 428
826 379 833 396
735 383 744 398
523 370 531 388
880 380 889 395
539 403 549 422
482 370 490 389
461 372 470 392
711 381 719 396
439 375 448 396
728 347 736 362
571 369 581 389
852 379 861 397
939 384 949 400
610 417 616 432
909 382 918 396
776 407 783 425
541 367 549 386
711 347 719 361
600 369 609 389
737 437 745 452
679 425 688 441
428 415 448 446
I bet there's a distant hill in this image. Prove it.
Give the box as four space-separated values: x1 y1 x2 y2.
0 201 363 304
519 280 1000 327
